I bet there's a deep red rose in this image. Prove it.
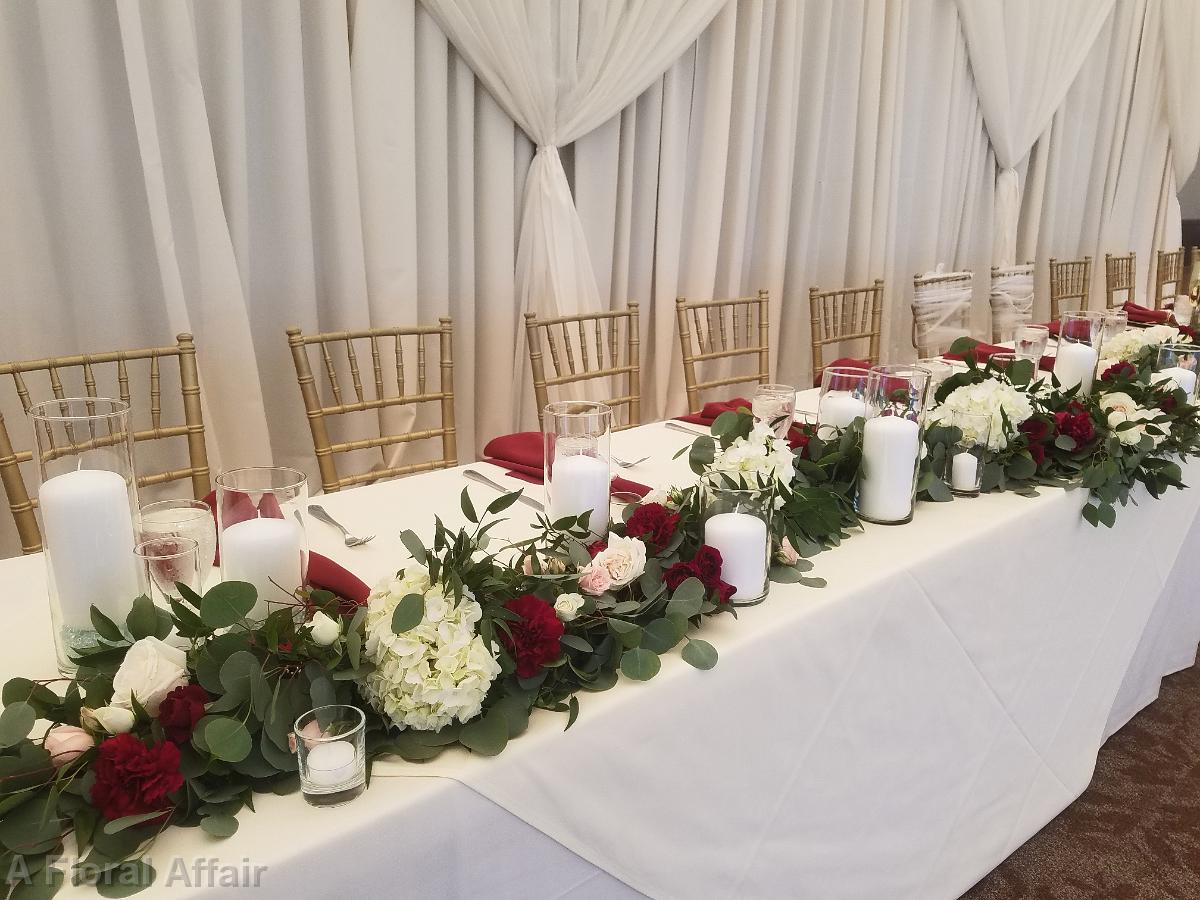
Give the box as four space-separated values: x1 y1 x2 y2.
500 594 564 678
1053 403 1095 446
788 423 814 456
625 503 680 552
690 545 724 583
157 685 210 744
1019 416 1050 444
1101 361 1137 382
664 560 696 591
90 734 183 822
664 546 733 603
1160 394 1179 414
713 579 736 603
586 540 607 558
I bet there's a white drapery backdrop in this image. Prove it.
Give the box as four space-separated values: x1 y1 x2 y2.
1161 0 1200 190
0 0 1190 558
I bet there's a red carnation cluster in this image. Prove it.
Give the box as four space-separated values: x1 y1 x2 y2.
664 545 735 603
1101 361 1137 382
157 685 210 744
500 594 565 678
624 503 680 552
1054 400 1096 447
90 733 184 823
1019 417 1051 466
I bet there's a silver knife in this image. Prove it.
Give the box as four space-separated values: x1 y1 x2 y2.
664 420 709 437
463 469 545 511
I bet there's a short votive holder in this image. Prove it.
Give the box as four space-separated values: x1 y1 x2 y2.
294 705 367 808
1153 344 1200 401
945 412 992 497
752 383 797 439
134 536 203 608
701 476 773 607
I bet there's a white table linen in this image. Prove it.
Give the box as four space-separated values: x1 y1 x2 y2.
3 390 1198 899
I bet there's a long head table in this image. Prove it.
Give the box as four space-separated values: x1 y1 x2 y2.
4 389 1200 899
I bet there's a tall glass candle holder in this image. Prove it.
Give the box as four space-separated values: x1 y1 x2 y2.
944 412 992 497
816 366 869 441
856 366 932 525
31 398 141 672
1053 312 1102 394
1153 344 1200 400
543 401 613 538
215 467 308 621
701 476 773 606
751 383 797 439
294 705 366 808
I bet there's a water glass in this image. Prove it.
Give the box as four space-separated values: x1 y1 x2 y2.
945 412 992 497
1054 312 1103 394
752 383 797 439
138 499 216 588
816 367 870 440
915 358 956 393
294 705 366 808
543 401 613 538
1153 344 1200 400
1013 324 1050 362
1100 310 1128 346
134 536 202 607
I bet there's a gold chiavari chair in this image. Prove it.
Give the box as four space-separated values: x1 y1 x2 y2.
809 280 884 383
286 320 457 494
1153 248 1185 310
0 334 210 554
675 291 770 414
911 271 973 358
1104 252 1136 310
525 305 641 431
1048 256 1092 321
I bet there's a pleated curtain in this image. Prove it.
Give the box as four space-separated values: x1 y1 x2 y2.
1161 0 1200 189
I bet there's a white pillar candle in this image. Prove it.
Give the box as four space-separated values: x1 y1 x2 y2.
1152 366 1198 396
858 416 920 522
303 740 359 789
1053 342 1098 394
817 393 867 440
549 453 610 536
220 517 303 620
704 512 768 601
951 452 979 492
39 469 139 628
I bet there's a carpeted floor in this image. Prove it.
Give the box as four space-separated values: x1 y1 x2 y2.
961 656 1200 900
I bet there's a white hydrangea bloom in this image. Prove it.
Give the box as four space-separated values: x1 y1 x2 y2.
1102 325 1182 364
1100 391 1169 448
708 422 795 487
359 569 501 732
928 378 1033 450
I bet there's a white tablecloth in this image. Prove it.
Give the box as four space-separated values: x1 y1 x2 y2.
3 393 1198 899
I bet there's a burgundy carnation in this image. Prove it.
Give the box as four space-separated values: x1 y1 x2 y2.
157 685 210 744
1101 361 1137 382
90 733 183 823
625 503 680 552
500 594 565 678
663 545 736 604
1054 400 1095 446
1160 393 1179 414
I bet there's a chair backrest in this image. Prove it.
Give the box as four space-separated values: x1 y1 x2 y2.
1104 252 1136 309
809 280 884 384
675 292 770 414
1048 256 1092 321
286 320 457 494
0 334 210 554
525 305 641 431
989 263 1035 343
911 271 973 358
1154 248 1185 310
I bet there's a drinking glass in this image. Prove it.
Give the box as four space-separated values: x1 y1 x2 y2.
138 499 216 589
215 467 309 621
1100 309 1128 346
1153 344 1200 401
134 536 202 607
1053 312 1103 394
1013 324 1050 362
701 476 774 606
543 401 613 538
752 383 797 439
816 366 869 440
31 398 140 672
915 358 955 394
294 705 367 808
856 366 933 525
944 412 992 497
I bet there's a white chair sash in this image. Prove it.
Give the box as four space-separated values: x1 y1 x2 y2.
913 269 973 355
989 264 1035 342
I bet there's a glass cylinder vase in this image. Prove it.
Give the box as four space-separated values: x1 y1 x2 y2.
215 467 308 622
32 398 141 672
816 366 870 441
701 477 774 606
1153 344 1200 401
543 401 613 539
856 366 932 525
1053 312 1102 394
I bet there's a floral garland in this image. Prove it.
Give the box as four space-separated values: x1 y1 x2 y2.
5 328 1200 895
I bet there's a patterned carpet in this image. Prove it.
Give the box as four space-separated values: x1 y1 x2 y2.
962 656 1200 900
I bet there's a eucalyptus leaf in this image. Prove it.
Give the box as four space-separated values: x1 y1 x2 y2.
0 701 36 749
94 861 155 898
9 865 64 900
391 593 425 634
124 596 159 641
619 647 660 681
681 638 718 670
199 815 239 839
399 530 427 564
458 710 508 756
203 717 252 763
200 582 257 629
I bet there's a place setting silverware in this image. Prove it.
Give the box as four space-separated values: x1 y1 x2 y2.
308 504 375 547
611 453 650 468
462 469 545 511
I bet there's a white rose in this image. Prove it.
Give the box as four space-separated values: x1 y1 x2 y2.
593 534 646 587
83 705 135 735
553 592 585 622
309 611 342 646
110 636 189 716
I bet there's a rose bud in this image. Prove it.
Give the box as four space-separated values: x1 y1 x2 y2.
44 725 94 767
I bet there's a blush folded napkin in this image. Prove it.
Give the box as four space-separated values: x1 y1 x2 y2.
201 491 370 605
482 432 651 498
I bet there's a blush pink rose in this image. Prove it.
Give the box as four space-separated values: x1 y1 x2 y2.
45 725 94 767
577 563 613 596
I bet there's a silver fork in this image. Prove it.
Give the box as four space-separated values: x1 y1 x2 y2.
308 504 375 547
612 453 650 468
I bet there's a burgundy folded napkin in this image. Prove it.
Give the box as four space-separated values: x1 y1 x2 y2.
1123 300 1173 325
812 358 871 388
482 432 651 498
200 491 369 605
676 398 752 426
1037 320 1062 337
1039 354 1056 372
943 341 1009 363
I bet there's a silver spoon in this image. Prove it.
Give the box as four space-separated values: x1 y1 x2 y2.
308 504 375 547
463 469 545 511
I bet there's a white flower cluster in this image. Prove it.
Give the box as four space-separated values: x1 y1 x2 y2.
707 422 795 487
928 379 1033 450
1100 392 1170 448
1101 324 1183 364
360 565 500 732
578 534 647 596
